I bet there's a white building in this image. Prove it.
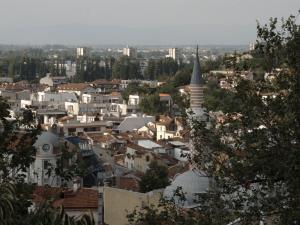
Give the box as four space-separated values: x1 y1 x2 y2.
166 48 179 60
37 92 77 103
123 46 137 58
0 77 13 83
58 83 96 96
40 74 68 87
29 131 76 187
128 94 141 106
156 122 176 141
164 169 211 208
77 47 86 58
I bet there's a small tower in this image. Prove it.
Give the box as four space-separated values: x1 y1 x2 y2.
190 46 205 118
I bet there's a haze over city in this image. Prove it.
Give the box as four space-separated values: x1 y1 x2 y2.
0 0 298 45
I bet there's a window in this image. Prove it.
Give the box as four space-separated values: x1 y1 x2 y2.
146 155 150 162
43 160 50 170
43 177 49 185
42 144 50 152
67 105 74 112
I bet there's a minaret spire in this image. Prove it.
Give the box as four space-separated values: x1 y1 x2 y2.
190 45 204 114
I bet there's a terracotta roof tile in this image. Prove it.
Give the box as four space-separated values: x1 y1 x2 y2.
33 186 98 210
159 93 171 97
88 133 115 143
53 188 98 209
168 163 190 179
57 83 91 91
117 176 139 191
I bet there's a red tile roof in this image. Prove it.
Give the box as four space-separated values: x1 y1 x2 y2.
33 186 98 210
92 79 121 85
159 93 171 97
117 176 139 192
53 188 98 210
57 83 91 91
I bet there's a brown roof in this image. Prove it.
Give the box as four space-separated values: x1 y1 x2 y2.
127 143 148 152
52 188 98 210
114 154 125 162
57 83 91 91
0 84 25 91
109 91 121 96
159 93 171 97
156 115 173 126
168 163 190 179
156 154 178 167
116 176 139 192
33 186 98 210
92 79 121 85
58 115 74 122
114 132 152 143
88 133 115 143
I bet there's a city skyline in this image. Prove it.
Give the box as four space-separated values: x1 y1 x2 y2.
0 0 299 45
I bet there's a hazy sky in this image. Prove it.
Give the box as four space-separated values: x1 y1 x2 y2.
0 0 299 45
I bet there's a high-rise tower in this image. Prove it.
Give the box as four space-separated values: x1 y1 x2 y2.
190 46 205 117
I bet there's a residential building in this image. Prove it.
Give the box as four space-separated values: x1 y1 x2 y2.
123 46 137 58
99 186 162 225
164 169 211 208
29 131 76 187
76 47 87 58
39 74 68 87
33 186 100 224
166 48 179 60
37 91 77 103
58 83 96 96
117 115 155 133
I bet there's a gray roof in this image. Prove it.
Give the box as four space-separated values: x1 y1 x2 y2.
190 46 204 85
163 168 210 208
118 116 155 132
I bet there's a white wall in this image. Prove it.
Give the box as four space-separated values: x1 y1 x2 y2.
65 102 80 115
38 92 77 103
173 148 190 162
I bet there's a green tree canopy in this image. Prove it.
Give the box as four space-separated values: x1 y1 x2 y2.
128 13 300 225
139 94 168 115
139 161 170 193
0 96 95 225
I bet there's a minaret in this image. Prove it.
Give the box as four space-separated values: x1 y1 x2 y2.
190 46 205 118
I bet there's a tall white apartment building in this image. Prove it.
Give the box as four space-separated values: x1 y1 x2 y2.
77 47 86 58
123 46 137 58
166 48 179 60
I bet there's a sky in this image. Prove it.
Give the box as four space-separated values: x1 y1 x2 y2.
0 0 299 45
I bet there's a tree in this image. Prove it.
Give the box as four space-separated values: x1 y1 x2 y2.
191 14 300 225
128 13 300 225
0 96 95 225
121 82 150 102
112 56 141 80
139 161 170 193
173 68 192 87
139 94 167 115
204 79 240 112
